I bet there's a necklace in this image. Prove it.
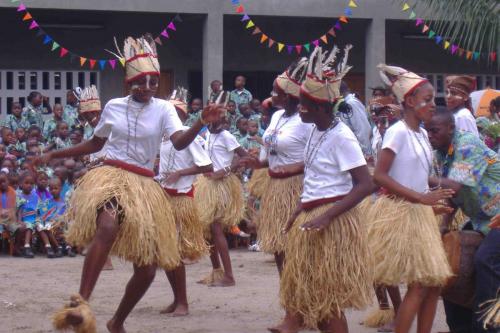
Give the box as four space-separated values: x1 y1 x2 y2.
207 132 220 160
304 120 339 171
126 96 149 166
268 111 294 156
165 143 176 173
402 120 433 176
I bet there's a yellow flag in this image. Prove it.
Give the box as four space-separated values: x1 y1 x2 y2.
402 3 410 11
348 0 357 8
119 58 126 67
278 43 285 52
444 41 450 50
246 20 255 29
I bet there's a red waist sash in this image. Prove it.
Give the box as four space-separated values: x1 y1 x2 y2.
103 160 155 178
268 169 303 179
164 186 195 198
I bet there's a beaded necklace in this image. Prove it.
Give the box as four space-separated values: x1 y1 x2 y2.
125 96 149 166
304 119 339 171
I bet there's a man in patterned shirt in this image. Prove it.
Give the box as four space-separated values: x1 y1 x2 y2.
229 75 252 114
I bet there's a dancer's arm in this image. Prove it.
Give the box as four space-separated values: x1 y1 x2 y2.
163 164 213 185
40 136 106 162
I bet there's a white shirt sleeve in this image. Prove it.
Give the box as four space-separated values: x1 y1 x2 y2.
93 102 112 138
334 132 367 172
223 131 241 152
163 102 184 139
189 136 212 167
381 123 405 154
454 109 479 137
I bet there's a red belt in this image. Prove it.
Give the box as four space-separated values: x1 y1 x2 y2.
164 186 195 198
301 195 345 211
103 160 155 178
268 169 303 179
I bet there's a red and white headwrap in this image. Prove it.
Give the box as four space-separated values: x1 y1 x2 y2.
377 64 428 103
78 85 101 114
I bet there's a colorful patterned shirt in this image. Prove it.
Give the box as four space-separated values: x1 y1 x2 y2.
184 110 202 127
240 135 262 151
2 114 30 132
229 89 253 113
43 117 61 140
63 104 79 128
436 131 500 235
16 190 39 227
22 103 45 129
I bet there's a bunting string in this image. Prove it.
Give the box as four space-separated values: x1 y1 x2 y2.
232 0 358 55
14 2 182 70
399 1 497 64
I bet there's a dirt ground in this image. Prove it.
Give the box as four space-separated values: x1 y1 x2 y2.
1 249 449 333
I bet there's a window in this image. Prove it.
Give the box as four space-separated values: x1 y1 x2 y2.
78 72 85 88
43 72 50 90
6 72 13 90
54 72 61 90
30 72 38 90
18 72 26 90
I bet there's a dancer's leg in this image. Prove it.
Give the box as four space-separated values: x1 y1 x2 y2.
210 222 235 286
416 287 440 333
394 284 427 333
275 251 285 277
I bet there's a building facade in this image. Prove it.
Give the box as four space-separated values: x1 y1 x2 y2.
0 0 498 116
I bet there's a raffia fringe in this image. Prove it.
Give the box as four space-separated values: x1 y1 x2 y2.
366 196 452 287
451 209 469 231
194 174 244 230
258 174 303 254
363 308 395 328
480 293 500 329
52 295 96 333
247 168 271 199
66 166 180 270
197 268 225 285
280 204 373 329
164 194 209 261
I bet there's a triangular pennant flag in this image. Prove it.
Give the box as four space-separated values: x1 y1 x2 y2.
435 36 443 44
409 11 416 19
320 35 328 44
59 48 68 57
428 31 435 39
268 39 275 48
119 58 126 67
167 22 176 31
80 57 87 66
43 35 52 44
161 29 169 38
236 5 244 13
29 20 38 30
295 45 302 54
312 40 320 47
451 45 459 54
422 25 429 33
174 14 183 22
51 41 60 51
89 59 97 69
303 43 310 52
402 3 410 11
327 28 336 37
344 8 353 16
154 37 162 45
415 18 424 26
109 59 116 69
17 3 26 12
99 60 106 70
241 14 250 21
334 22 342 30
444 41 450 50
339 16 348 24
11 0 21 2
278 43 285 53
466 51 472 60
35 29 45 37
246 20 255 29
490 52 497 62
287 45 293 54
473 52 480 61
348 0 357 8
458 49 465 57
22 12 32 21
252 27 261 35
260 34 268 43
231 0 240 4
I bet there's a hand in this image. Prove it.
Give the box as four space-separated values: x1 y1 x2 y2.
164 171 181 185
239 156 260 169
418 188 455 206
282 215 299 234
201 104 225 124
299 214 331 232
42 95 49 103
489 214 500 229
432 204 454 216
33 152 53 167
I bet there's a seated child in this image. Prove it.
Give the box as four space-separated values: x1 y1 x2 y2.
2 128 24 160
0 172 18 236
16 172 38 258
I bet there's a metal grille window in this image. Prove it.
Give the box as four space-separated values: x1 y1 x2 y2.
422 73 500 98
0 70 99 116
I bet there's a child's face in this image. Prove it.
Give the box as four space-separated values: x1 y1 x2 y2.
227 102 236 114
31 94 43 107
37 174 49 190
248 121 259 135
8 175 18 188
29 130 42 142
237 119 248 133
0 175 8 192
250 100 261 112
70 133 81 145
58 123 69 139
49 181 61 198
191 99 202 112
0 144 6 160
240 104 252 118
2 130 16 145
21 176 34 194
211 81 221 93
2 160 13 171
12 104 23 117
15 128 26 142
53 104 64 118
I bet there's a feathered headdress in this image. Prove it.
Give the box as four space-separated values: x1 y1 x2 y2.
300 45 353 103
108 34 160 83
377 64 428 103
276 57 309 98
169 87 189 114
78 85 101 114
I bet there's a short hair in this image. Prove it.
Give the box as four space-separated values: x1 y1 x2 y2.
236 117 247 125
28 125 41 134
27 91 42 103
491 96 500 108
433 106 455 126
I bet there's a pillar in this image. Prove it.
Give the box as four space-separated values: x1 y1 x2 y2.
202 12 224 103
365 18 386 101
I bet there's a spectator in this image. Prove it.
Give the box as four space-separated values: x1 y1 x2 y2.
2 102 30 131
230 75 253 113
44 103 64 140
23 91 51 129
16 172 38 258
184 98 203 127
233 117 248 144
64 89 80 128
370 86 387 99
208 80 223 104
487 96 500 123
445 75 479 137
226 100 239 134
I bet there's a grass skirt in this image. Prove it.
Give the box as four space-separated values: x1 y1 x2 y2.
164 193 209 261
194 174 244 231
258 174 303 254
280 204 373 328
363 308 395 328
367 196 452 287
66 166 180 270
247 168 270 199
481 295 500 329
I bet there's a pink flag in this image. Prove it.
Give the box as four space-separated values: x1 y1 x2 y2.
451 45 459 55
415 18 424 26
17 3 26 12
109 59 116 69
312 40 319 47
167 22 176 31
161 29 169 38
295 45 302 54
29 20 38 29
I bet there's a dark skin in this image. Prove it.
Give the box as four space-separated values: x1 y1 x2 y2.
67 90 79 107
36 74 222 333
270 94 373 333
30 93 53 114
37 174 60 252
234 76 246 90
374 83 454 333
19 176 35 249
11 103 23 119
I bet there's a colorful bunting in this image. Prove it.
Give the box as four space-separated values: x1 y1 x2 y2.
320 35 328 44
119 58 126 67
327 28 336 37
28 20 38 29
167 22 176 31
268 39 275 48
154 37 162 45
491 52 497 62
59 48 68 57
422 25 429 33
444 41 450 50
241 14 250 21
236 5 244 13
339 16 348 24
348 0 357 8
428 31 435 39
43 35 52 45
99 60 106 70
22 12 31 21
17 3 26 12
109 59 116 69
51 41 59 51
415 18 424 26
252 27 261 35
287 45 293 54
451 45 459 55
435 36 443 44
409 11 416 19
260 34 268 43
277 43 284 53
246 20 254 29
161 29 169 38
89 59 96 69
295 45 302 54
303 43 310 52
402 3 410 11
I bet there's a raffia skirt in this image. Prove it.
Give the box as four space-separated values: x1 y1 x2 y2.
247 168 271 199
280 204 373 328
65 166 180 270
194 174 244 233
258 174 303 254
164 193 209 261
367 195 452 287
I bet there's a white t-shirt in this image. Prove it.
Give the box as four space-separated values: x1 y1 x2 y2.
205 130 240 172
94 96 183 170
454 107 479 137
381 121 432 193
260 109 313 169
340 94 372 156
301 122 366 203
159 127 211 192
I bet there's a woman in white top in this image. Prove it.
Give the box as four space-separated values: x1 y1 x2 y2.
445 75 479 137
271 46 374 333
370 64 454 333
159 90 213 317
195 115 248 287
45 36 221 333
244 58 312 276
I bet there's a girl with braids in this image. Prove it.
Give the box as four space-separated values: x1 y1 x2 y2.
368 64 454 333
242 57 313 276
270 45 374 333
40 35 221 333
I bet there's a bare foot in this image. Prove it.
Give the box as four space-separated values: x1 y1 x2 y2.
167 303 189 317
160 302 177 314
209 275 235 287
267 321 300 333
107 319 126 333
